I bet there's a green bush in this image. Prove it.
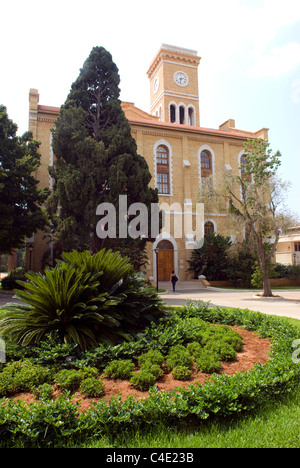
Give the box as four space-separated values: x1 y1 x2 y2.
137 350 164 367
79 377 105 398
33 383 54 401
187 341 203 357
0 360 50 397
195 353 221 373
166 345 193 371
103 359 135 380
140 363 163 379
172 365 192 380
54 369 83 392
130 371 157 391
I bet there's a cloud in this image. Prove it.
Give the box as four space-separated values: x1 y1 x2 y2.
249 43 300 78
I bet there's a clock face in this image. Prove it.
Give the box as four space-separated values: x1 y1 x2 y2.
174 71 188 87
153 77 159 94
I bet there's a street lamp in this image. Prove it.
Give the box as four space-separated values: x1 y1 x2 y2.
293 252 297 266
28 244 34 270
154 247 160 291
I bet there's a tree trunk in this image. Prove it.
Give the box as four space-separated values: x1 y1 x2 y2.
262 260 273 297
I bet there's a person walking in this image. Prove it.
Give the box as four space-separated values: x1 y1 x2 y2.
170 270 178 292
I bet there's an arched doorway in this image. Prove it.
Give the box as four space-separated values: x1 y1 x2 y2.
157 240 174 281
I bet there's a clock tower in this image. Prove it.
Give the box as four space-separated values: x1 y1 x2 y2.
147 44 201 126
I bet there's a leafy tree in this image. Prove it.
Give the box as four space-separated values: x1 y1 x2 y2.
0 105 49 255
47 47 159 266
221 138 289 297
188 233 232 281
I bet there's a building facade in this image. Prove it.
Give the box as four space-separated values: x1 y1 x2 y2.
276 226 300 266
25 44 269 281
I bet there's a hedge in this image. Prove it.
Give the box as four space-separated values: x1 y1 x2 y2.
0 301 300 447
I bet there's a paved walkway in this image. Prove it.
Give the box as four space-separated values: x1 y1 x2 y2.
158 282 300 320
1 284 300 320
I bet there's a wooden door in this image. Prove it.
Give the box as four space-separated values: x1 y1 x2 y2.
158 249 174 281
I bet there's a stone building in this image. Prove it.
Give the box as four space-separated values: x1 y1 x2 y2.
25 44 268 281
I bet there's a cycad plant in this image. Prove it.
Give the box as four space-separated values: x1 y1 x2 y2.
61 249 166 336
0 263 117 350
0 249 166 350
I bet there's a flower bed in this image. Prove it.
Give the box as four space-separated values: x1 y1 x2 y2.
0 301 299 447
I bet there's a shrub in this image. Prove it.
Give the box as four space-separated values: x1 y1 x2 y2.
140 363 163 379
0 360 50 397
33 383 54 401
172 366 192 381
79 377 105 398
205 342 237 361
137 350 164 367
166 345 193 371
187 341 203 357
103 359 135 380
195 353 221 373
130 371 157 391
54 369 83 392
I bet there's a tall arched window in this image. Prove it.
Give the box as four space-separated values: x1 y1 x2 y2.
240 154 251 182
201 150 212 178
156 145 170 194
204 221 215 237
188 107 195 126
179 105 185 124
170 105 176 123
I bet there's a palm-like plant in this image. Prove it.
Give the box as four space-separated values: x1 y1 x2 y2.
0 264 117 350
61 249 166 336
0 249 166 351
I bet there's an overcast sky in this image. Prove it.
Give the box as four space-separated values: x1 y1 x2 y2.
1 0 300 219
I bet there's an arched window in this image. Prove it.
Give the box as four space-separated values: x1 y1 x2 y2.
188 107 195 126
156 145 170 194
170 105 176 123
204 221 215 237
240 154 251 182
201 150 212 178
179 105 185 124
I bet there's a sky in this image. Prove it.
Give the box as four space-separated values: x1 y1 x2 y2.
1 0 300 219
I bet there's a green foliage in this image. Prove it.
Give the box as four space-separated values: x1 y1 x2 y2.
54 369 83 392
79 377 105 398
0 105 49 255
140 363 163 379
32 383 54 401
137 350 164 368
103 360 135 380
172 366 192 381
47 46 159 259
195 353 221 373
0 360 50 397
0 304 299 447
0 249 166 350
166 345 193 371
188 233 232 281
130 371 157 391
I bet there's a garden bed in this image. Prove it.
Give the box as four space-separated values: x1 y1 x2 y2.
0 301 299 447
10 326 271 410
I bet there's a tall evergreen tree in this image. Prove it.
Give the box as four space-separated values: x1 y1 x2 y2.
0 105 49 255
47 47 159 264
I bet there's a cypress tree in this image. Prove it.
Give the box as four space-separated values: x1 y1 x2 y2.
47 47 159 265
